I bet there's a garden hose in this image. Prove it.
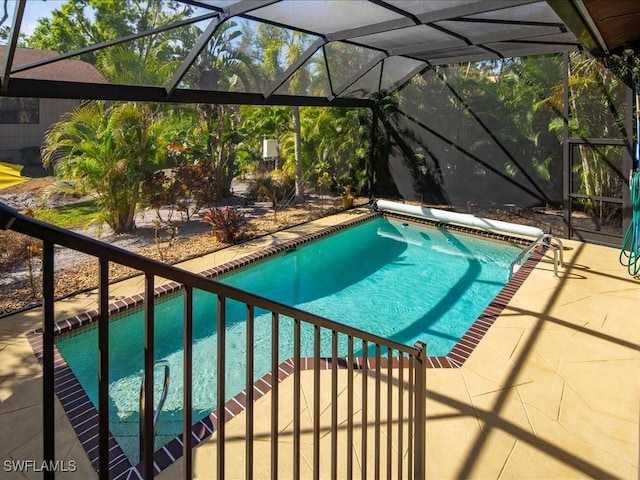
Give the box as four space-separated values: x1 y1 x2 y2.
620 172 640 277
620 87 640 278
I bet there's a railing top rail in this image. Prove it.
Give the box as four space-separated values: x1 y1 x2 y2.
1 202 420 356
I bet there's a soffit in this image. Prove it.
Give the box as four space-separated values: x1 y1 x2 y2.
548 0 640 57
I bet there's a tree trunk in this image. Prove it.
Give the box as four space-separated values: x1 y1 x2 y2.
123 179 141 232
292 105 303 202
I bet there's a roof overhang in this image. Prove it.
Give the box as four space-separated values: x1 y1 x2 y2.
548 0 640 57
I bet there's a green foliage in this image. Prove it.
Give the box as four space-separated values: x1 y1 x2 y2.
387 57 569 205
42 101 174 233
556 53 630 224
26 0 192 65
180 104 242 205
238 104 371 196
27 0 94 59
95 45 178 85
201 206 246 243
238 105 291 170
29 7 256 229
181 20 254 91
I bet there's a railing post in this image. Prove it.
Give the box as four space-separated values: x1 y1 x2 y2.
270 312 278 480
374 344 381 480
413 342 427 480
98 258 110 480
312 325 321 480
293 319 301 479
346 336 354 480
142 274 155 478
398 353 404 480
42 240 55 480
361 341 368 480
217 295 226 480
183 286 193 480
246 305 255 480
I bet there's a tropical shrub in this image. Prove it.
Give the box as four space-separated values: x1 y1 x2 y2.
42 101 173 233
247 174 295 205
201 206 246 243
140 170 181 222
174 161 231 210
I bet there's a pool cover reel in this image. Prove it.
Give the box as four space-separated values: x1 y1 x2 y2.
619 90 640 277
373 199 544 238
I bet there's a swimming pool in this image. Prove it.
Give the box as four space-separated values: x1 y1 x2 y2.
53 215 526 464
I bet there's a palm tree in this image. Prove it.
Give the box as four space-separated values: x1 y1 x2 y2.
95 45 178 86
42 101 173 233
174 20 255 202
285 41 310 202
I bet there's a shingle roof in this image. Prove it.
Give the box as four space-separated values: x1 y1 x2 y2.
0 46 107 84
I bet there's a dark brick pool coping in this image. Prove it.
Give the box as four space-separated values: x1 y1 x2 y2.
27 210 544 479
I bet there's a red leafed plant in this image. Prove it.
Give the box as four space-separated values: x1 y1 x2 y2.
201 206 246 243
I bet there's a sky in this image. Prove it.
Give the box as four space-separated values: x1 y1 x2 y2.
3 0 64 36
9 0 212 37
21 0 63 33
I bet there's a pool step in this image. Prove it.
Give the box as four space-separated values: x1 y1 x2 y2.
108 411 184 464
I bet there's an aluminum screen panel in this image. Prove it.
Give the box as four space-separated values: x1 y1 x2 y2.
437 21 565 45
467 2 564 24
247 0 404 35
273 50 331 97
380 57 426 93
0 0 584 105
341 62 383 99
352 25 464 52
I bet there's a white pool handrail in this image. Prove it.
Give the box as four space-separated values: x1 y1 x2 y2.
139 360 170 463
509 233 564 279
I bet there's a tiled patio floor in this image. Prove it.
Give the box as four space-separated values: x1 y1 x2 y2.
0 210 638 479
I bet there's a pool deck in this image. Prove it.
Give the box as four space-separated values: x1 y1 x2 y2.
0 209 638 479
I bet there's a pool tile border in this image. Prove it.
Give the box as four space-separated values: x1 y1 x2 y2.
26 210 545 478
26 331 134 479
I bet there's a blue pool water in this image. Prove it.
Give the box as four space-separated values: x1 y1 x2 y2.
56 217 522 462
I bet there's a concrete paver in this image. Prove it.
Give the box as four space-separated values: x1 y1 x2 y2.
0 213 637 479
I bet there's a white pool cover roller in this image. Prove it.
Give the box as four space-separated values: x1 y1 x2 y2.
375 199 544 238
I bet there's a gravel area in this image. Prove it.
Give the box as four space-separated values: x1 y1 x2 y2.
0 176 347 315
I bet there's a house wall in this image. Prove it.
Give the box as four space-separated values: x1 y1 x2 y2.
0 98 79 164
